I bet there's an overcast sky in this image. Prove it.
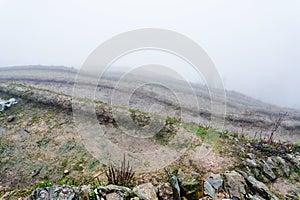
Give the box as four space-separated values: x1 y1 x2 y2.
0 0 299 109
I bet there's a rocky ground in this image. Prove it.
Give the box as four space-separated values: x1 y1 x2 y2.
0 66 300 199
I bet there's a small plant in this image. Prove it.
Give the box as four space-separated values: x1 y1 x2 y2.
105 155 135 186
295 141 300 147
196 127 206 137
165 116 181 125
129 108 151 127
35 180 53 188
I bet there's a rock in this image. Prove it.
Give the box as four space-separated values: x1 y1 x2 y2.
24 128 30 133
170 176 180 200
31 167 43 177
133 183 158 200
191 172 200 179
247 153 256 160
79 185 90 200
273 156 290 177
96 185 131 198
106 192 123 200
245 158 258 168
28 188 50 200
7 115 15 122
246 176 279 200
248 193 264 200
285 154 300 169
266 157 278 175
204 181 215 199
222 171 248 199
54 186 76 199
259 160 276 181
157 182 174 200
176 169 204 199
28 186 79 200
179 178 203 200
266 157 276 168
206 173 223 191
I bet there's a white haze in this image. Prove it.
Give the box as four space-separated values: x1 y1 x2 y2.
0 0 299 109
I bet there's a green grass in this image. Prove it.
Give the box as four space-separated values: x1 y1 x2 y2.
182 123 208 140
59 178 75 186
35 180 53 188
165 116 181 125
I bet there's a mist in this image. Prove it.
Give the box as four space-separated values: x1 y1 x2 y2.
0 0 299 109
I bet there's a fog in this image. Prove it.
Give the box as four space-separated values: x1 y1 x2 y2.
0 0 299 109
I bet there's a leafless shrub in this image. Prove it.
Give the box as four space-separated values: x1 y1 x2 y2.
268 112 288 144
105 155 135 186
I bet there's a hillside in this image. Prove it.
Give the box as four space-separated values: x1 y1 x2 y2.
0 66 299 199
1 65 299 142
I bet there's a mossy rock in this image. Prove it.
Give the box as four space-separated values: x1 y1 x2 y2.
180 180 204 199
177 170 204 199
